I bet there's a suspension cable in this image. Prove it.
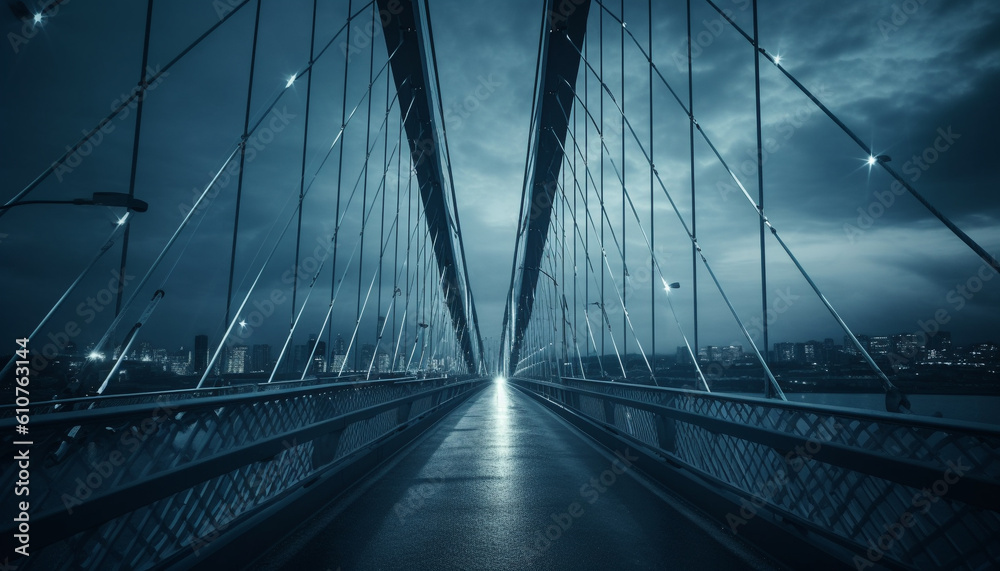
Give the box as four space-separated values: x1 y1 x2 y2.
561 37 782 397
0 0 259 214
697 0 998 275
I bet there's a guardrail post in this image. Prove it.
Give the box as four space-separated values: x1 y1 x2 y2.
654 412 676 453
603 399 616 426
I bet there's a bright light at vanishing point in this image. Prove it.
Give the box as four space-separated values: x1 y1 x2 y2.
494 375 506 384
285 74 297 88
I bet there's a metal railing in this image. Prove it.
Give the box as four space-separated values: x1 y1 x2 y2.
0 374 402 418
2 375 485 569
512 377 1000 570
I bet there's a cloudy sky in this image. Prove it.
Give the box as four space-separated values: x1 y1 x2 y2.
1 0 998 369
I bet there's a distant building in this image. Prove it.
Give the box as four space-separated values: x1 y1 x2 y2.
699 346 723 363
360 344 377 370
251 344 271 372
925 331 952 361
331 354 347 373
225 345 248 374
774 342 796 363
966 343 999 364
676 346 693 364
194 335 209 374
720 345 742 366
869 336 891 356
891 333 921 359
845 335 872 356
376 350 390 372
167 349 191 376
292 344 308 373
802 341 823 365
329 334 347 372
334 334 346 356
313 340 327 373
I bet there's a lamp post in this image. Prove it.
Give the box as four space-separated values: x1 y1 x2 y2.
0 192 149 212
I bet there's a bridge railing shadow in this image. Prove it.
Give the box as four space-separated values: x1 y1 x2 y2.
1 375 486 569
512 376 1000 570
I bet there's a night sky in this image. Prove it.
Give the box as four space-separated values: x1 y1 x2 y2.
1 0 998 366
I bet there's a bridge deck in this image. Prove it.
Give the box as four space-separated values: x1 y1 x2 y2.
256 382 773 570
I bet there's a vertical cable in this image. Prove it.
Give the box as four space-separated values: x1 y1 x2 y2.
375 54 390 375
561 163 568 373
355 5 376 372
752 0 770 397
584 19 590 367
225 0 262 334
687 0 699 363
392 88 403 371
572 100 578 377
114 0 155 323
648 0 655 375
328 0 352 368
599 5 606 366
290 0 319 375
620 0 627 372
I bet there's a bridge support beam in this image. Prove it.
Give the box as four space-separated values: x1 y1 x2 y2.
507 0 592 372
377 0 480 373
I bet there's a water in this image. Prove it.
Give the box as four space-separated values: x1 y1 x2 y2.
781 393 1000 426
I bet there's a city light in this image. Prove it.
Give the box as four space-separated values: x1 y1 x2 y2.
88 351 104 361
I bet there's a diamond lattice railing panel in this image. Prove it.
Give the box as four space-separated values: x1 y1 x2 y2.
516 377 1000 571
1 376 480 570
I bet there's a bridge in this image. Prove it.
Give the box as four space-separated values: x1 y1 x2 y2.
2 0 999 569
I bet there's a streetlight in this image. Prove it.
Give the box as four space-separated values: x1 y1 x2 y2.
0 192 149 212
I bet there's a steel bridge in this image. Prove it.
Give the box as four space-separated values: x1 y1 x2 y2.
1 0 999 569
